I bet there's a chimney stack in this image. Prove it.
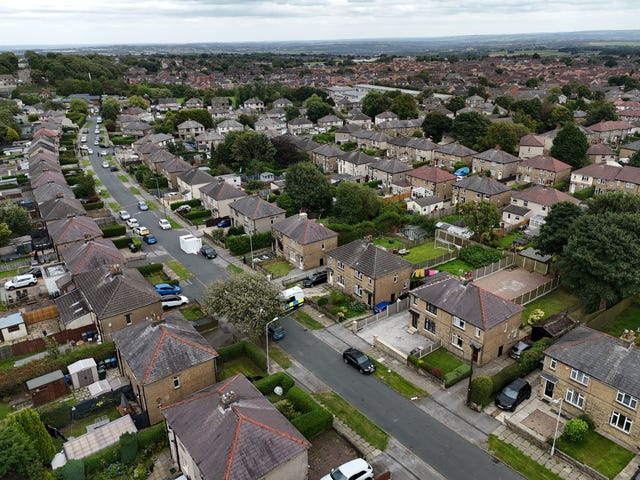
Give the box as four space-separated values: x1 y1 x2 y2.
219 390 239 410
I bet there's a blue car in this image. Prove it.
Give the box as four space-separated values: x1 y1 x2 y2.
143 234 157 245
373 301 390 314
155 283 181 295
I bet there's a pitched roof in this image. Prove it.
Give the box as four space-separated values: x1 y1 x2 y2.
519 155 571 172
54 289 91 326
60 238 127 275
327 240 412 279
272 214 337 245
544 326 640 398
572 163 621 180
161 374 310 480
312 144 343 157
408 165 456 183
177 120 204 129
47 215 103 246
38 196 86 221
519 134 544 147
230 195 285 220
179 168 216 186
616 165 640 185
587 120 632 132
338 150 376 166
370 158 412 174
474 148 520 165
412 272 523 329
435 142 477 157
112 313 217 385
587 143 616 156
512 185 580 206
200 181 247 201
454 175 511 196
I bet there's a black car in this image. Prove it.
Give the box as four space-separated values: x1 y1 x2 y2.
302 271 327 288
200 245 217 259
26 267 43 278
495 378 532 412
509 340 533 359
343 347 376 374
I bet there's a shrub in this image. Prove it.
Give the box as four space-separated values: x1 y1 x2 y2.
120 432 138 465
137 422 167 451
458 245 503 268
470 376 493 408
136 263 164 276
225 231 272 255
170 199 201 210
227 226 245 237
243 342 267 371
578 413 595 430
217 342 246 362
253 372 295 396
38 401 72 429
443 364 471 387
291 408 333 439
101 224 126 237
183 209 212 220
317 297 328 307
112 236 133 249
275 399 301 420
286 386 319 413
83 201 104 211
62 459 85 480
82 443 120 476
130 237 142 249
562 418 589 443
490 362 522 395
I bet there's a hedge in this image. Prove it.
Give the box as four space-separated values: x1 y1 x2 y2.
84 201 104 211
183 209 212 220
470 376 493 408
136 263 164 276
243 341 267 371
62 459 85 480
286 385 319 413
254 372 295 396
120 432 137 465
291 407 333 439
112 236 133 249
39 400 73 429
170 199 202 210
101 224 126 237
225 231 272 255
217 342 246 362
442 364 471 388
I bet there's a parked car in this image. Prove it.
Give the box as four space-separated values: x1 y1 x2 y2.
142 234 157 245
109 165 118 172
342 347 376 374
133 226 150 236
175 204 191 215
26 267 43 278
137 201 149 211
216 218 231 228
158 219 171 230
495 378 532 412
302 271 327 288
267 323 286 341
509 341 533 360
126 217 139 228
373 301 390 314
155 283 182 295
200 245 217 259
128 241 140 253
161 295 189 310
320 459 374 480
5 274 38 290
102 160 109 168
119 210 131 220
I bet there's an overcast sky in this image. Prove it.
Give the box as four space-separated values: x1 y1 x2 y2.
2 0 639 47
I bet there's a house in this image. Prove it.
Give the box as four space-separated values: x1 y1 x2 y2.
200 181 247 218
121 121 154 138
377 119 423 137
0 311 27 342
210 97 231 118
229 195 286 234
38 195 86 222
407 165 456 201
73 264 162 341
272 213 338 270
472 148 521 180
504 186 580 227
287 117 314 135
47 215 103 254
541 326 640 448
346 110 372 129
351 129 391 151
586 120 633 144
335 124 363 145
161 374 311 480
326 240 413 308
177 168 216 200
515 155 572 186
195 130 224 151
452 175 512 208
587 143 617 164
619 139 640 159
184 97 203 109
518 134 545 159
569 163 622 194
337 150 376 179
375 111 399 125
433 143 477 170
406 195 445 215
59 239 127 275
177 120 205 140
387 136 438 164
243 98 264 112
409 272 523 365
112 312 218 425
311 144 343 173
156 98 180 112
159 157 193 188
368 158 413 190
33 182 74 205
145 149 177 174
217 119 244 136
272 97 293 109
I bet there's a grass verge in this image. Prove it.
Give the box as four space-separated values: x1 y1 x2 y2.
99 189 111 198
227 264 244 274
180 304 204 322
167 218 182 229
487 434 563 480
268 344 292 369
313 391 388 451
370 358 428 399
0 268 18 279
117 175 128 182
146 201 158 211
291 309 324 330
166 260 191 280
108 202 120 211
129 186 141 195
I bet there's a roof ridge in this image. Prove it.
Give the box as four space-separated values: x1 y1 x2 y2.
163 328 218 357
225 412 244 480
235 407 311 447
141 327 168 385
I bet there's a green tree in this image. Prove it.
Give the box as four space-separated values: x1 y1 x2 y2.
456 201 500 243
586 191 640 215
446 96 466 115
6 408 56 465
421 111 452 142
175 108 213 129
0 425 45 480
0 223 10 246
69 98 88 115
0 201 31 236
231 131 276 174
125 95 149 109
549 106 573 128
362 91 392 118
584 101 618 126
201 271 281 338
535 201 584 256
333 182 382 224
304 94 333 123
285 162 332 215
627 150 640 168
452 111 491 148
100 97 121 122
73 173 96 199
477 122 530 155
271 136 309 169
390 93 418 120
550 123 589 169
494 95 514 111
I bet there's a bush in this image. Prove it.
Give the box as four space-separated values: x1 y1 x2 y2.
183 209 212 220
561 418 589 443
170 199 201 211
112 236 133 249
82 443 120 476
101 224 126 237
458 245 503 268
490 362 522 395
225 231 272 255
137 422 168 451
227 226 245 236
244 342 267 371
83 201 104 211
291 408 333 439
317 297 328 307
217 342 246 362
253 372 295 396
62 459 85 480
442 364 471 387
120 432 137 465
39 401 72 429
136 263 164 276
275 399 301 420
578 413 595 430
286 386 319 413
470 376 493 408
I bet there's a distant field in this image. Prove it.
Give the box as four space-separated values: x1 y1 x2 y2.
588 42 640 46
488 49 567 57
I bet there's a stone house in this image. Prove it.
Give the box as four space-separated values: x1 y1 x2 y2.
433 143 477 170
518 134 545 159
504 186 580 227
586 120 633 144
472 148 521 180
177 168 216 200
156 98 180 112
407 165 456 201
229 195 286 234
350 129 391 151
587 143 617 164
346 111 372 129
159 157 193 188
216 119 244 136
47 215 103 254
569 164 622 194
406 196 445 215
337 151 377 179
177 120 205 140
199 181 247 218
243 98 265 112
516 155 572 186
272 213 338 270
335 124 363 145
409 272 523 365
375 111 399 125
195 130 224 152
368 158 413 190
452 175 512 208
619 140 640 159
287 117 314 135
387 137 438 164
317 114 343 130
311 144 343 173
272 98 293 109
59 239 127 275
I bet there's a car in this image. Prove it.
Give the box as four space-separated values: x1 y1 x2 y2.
495 378 532 412
267 323 286 341
164 192 180 199
373 301 390 314
155 283 182 295
142 234 157 245
216 218 231 228
4 274 37 291
200 245 217 259
94 140 99 145
161 295 189 310
133 226 150 236
87 148 94 155
80 136 87 143
99 150 108 157
320 458 374 480
119 210 131 220
509 340 533 360
302 271 327 288
110 166 118 172
26 266 43 278
128 241 140 253
137 201 149 211
175 204 191 215
632 466 640 480
102 161 109 168
158 219 171 230
94 129 100 134
342 347 376 374
126 218 139 228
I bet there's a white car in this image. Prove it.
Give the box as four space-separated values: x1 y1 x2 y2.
94 140 99 145
320 459 373 480
80 136 87 143
87 148 94 154
158 219 171 230
119 210 131 220
94 129 100 134
4 274 38 291
102 161 109 168
126 217 139 228
161 295 188 310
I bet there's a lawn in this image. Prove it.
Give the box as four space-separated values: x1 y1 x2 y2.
555 429 634 479
0 402 14 420
313 391 388 451
262 260 293 278
94 178 103 187
422 348 465 375
401 241 452 264
0 268 18 279
370 359 428 399
129 186 141 195
318 291 368 319
438 258 475 276
268 344 292 369
108 202 120 211
99 189 111 198
291 309 324 330
218 357 265 380
487 435 564 480
372 237 404 250
167 260 191 280
117 175 128 183
494 231 523 250
180 304 205 322
144 272 170 286
167 218 182 229
227 264 244 274
82 159 91 167
597 301 640 339
521 287 581 325
61 407 121 439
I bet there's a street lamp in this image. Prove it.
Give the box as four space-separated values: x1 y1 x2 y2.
550 397 564 456
154 177 167 220
265 317 279 375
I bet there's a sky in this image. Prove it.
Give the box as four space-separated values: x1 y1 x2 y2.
1 0 639 47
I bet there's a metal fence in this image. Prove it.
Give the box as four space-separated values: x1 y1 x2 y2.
512 276 561 305
0 259 31 272
352 297 410 332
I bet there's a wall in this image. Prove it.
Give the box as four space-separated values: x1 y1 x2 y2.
99 302 162 341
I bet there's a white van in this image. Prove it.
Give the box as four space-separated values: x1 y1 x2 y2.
279 286 304 311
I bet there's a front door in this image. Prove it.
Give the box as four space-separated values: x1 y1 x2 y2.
544 380 555 399
498 345 504 357
411 312 419 329
472 346 480 363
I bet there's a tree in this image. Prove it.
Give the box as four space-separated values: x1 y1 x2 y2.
284 162 332 215
550 123 589 169
535 201 584 256
69 98 88 115
0 201 31 236
549 106 573 128
584 101 618 126
304 94 333 123
452 111 491 148
586 191 640 215
201 271 280 338
494 95 514 111
446 96 466 115
100 97 120 122
333 182 382 224
6 408 55 465
390 93 418 120
0 425 45 480
0 223 10 246
271 136 309 169
73 173 96 199
361 91 392 118
231 131 276 174
456 201 500 243
125 95 149 109
175 108 213 129
476 122 530 155
421 111 452 142
628 150 640 168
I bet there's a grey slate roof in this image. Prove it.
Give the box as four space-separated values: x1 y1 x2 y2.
338 150 376 166
327 240 412 279
503 204 530 216
55 289 91 326
230 195 285 220
312 144 343 157
272 214 337 245
435 142 477 157
178 168 215 186
161 374 310 480
200 181 247 201
60 239 126 275
474 148 520 164
370 158 412 174
112 313 217 385
454 175 511 196
38 196 86 221
47 215 103 246
544 326 640 399
412 272 523 329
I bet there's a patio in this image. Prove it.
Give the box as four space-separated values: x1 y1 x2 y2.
355 311 433 357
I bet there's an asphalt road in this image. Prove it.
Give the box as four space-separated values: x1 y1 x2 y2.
278 315 523 480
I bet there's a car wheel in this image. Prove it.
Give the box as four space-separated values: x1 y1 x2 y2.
7 286 14 291
343 357 348 364
29 282 36 286
359 368 365 374
163 306 169 311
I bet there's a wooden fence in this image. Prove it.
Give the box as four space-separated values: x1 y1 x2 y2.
512 276 561 306
470 252 515 281
412 250 458 270
11 326 94 357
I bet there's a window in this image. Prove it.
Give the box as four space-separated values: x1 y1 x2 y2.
610 411 632 433
368 277 373 285
354 284 362 297
125 314 132 326
426 302 437 315
453 316 465 330
7 324 21 333
337 261 344 270
393 274 398 284
570 368 589 386
424 318 436 334
565 389 585 409
337 275 344 287
451 333 464 350
321 242 325 250
173 376 181 389
549 358 557 371
354 270 363 280
475 327 481 338
413 295 418 305
616 391 638 410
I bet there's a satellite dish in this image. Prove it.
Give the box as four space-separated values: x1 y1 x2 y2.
274 386 283 396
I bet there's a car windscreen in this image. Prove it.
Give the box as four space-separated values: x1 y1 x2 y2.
503 386 519 399
330 469 348 480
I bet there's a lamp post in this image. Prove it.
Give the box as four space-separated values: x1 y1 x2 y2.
550 397 564 456
265 317 279 375
154 177 167 220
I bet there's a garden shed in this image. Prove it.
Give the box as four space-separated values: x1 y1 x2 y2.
179 234 202 254
26 369 67 406
516 247 552 275
67 358 98 389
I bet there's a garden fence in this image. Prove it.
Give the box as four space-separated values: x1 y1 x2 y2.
351 297 410 332
470 252 515 280
512 276 561 305
411 250 458 270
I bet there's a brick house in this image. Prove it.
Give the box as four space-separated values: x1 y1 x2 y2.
452 175 512 208
272 213 338 270
516 155 571 186
472 148 521 180
112 312 218 425
540 326 640 448
326 240 413 308
407 165 456 201
409 272 523 365
229 195 286 234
